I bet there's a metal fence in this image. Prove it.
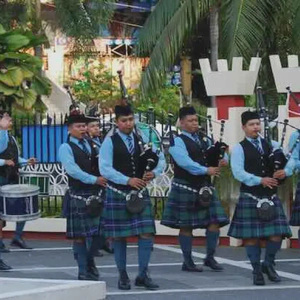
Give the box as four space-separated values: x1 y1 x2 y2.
13 111 202 217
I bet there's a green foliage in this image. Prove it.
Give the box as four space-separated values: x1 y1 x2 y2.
0 1 27 31
72 63 120 108
137 0 209 96
133 85 180 121
54 0 115 39
0 24 51 109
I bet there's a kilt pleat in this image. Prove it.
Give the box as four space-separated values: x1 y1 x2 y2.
102 188 156 238
290 181 300 226
66 189 102 239
228 193 292 239
161 180 229 229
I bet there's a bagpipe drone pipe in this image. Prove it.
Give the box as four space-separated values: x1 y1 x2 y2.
167 112 228 167
256 86 300 178
204 116 229 167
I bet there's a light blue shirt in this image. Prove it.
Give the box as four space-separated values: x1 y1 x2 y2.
99 129 166 185
0 130 8 153
231 136 294 187
59 136 97 185
0 131 27 167
169 131 229 176
288 130 300 171
92 137 101 148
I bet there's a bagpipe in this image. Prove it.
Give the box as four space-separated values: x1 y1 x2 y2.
64 85 81 115
256 86 300 180
204 116 228 167
256 86 288 173
167 110 229 167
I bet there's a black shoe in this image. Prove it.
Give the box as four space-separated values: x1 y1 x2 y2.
102 243 114 254
0 260 12 271
262 264 281 282
253 265 265 286
11 238 32 250
118 270 131 290
87 259 99 279
94 250 104 257
135 273 159 290
204 257 224 272
182 262 203 272
78 273 97 281
0 242 10 253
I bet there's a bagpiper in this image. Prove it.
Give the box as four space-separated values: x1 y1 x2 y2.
59 113 107 280
99 105 165 290
228 110 293 285
287 130 300 242
161 106 229 272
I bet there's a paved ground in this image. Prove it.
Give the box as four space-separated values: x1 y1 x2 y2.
0 240 300 299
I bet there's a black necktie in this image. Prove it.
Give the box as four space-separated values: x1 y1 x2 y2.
79 140 90 156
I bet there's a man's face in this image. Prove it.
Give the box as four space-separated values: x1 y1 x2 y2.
87 121 100 137
0 112 13 130
242 119 261 139
68 122 87 139
116 114 134 135
180 114 199 133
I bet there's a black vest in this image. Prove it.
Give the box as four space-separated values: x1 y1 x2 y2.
173 134 211 188
239 138 275 196
111 133 141 180
0 134 19 183
87 137 101 177
67 140 98 190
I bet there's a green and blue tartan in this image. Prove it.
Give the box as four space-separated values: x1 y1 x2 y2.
66 188 102 239
290 181 300 226
228 192 292 239
161 179 229 229
102 187 156 238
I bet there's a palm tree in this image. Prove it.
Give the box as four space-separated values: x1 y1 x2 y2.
0 0 115 41
137 0 300 103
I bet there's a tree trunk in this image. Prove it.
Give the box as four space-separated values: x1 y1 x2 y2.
210 5 219 107
34 0 43 58
180 56 192 106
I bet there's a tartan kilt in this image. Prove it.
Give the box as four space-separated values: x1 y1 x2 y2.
66 188 103 239
290 181 300 226
102 187 155 238
161 180 229 229
228 193 292 239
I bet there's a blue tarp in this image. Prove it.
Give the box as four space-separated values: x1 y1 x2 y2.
22 125 69 163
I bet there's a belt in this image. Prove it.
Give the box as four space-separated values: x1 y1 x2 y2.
172 181 215 194
107 184 148 198
243 192 276 201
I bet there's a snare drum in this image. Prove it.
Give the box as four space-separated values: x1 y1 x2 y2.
0 184 40 221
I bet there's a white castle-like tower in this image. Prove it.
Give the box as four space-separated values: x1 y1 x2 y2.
199 57 261 149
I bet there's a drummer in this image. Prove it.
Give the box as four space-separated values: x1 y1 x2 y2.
86 116 114 256
59 113 107 280
0 110 37 252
